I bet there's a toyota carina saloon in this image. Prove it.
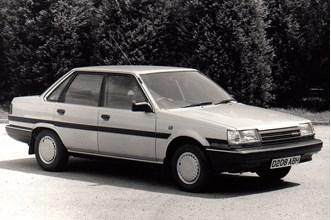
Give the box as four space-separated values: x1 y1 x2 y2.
6 66 323 191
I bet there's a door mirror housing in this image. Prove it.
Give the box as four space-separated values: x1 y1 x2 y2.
132 102 153 112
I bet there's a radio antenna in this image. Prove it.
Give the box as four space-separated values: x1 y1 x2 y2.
109 32 136 71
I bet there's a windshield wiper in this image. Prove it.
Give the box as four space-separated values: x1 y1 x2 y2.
214 99 236 105
182 101 213 108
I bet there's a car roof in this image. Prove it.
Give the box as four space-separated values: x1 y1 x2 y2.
72 65 197 75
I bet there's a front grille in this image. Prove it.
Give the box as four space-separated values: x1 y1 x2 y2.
260 127 303 146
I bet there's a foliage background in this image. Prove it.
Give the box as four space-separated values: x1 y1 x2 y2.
0 0 329 110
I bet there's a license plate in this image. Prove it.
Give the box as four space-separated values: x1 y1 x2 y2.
270 156 301 169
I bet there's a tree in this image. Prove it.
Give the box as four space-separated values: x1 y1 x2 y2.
3 0 54 96
175 0 275 106
297 0 329 106
92 0 179 66
3 0 96 98
0 0 10 103
266 0 329 108
1 0 328 110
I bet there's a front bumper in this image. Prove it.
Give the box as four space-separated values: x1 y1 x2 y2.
205 139 323 173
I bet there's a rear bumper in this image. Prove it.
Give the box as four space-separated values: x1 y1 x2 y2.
5 124 32 144
205 139 323 173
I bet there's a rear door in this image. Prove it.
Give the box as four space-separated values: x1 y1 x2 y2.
53 72 104 153
97 73 156 161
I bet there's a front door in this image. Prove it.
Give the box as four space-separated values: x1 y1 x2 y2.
97 74 156 161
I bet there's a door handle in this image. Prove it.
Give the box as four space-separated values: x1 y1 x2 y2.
101 114 110 121
57 109 65 115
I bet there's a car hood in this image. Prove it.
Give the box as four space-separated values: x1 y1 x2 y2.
167 103 309 130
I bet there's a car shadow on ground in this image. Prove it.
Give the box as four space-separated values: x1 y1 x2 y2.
0 156 300 198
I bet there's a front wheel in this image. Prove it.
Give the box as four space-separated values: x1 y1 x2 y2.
171 145 210 192
34 130 69 171
256 167 291 181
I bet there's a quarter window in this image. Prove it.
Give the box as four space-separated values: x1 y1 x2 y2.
64 73 104 106
47 75 72 102
104 75 146 109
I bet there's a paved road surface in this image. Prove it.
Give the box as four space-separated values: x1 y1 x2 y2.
0 125 329 220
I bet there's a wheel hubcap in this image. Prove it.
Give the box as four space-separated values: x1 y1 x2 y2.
39 136 57 164
177 152 200 185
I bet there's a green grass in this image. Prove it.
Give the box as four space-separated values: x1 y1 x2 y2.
272 108 330 125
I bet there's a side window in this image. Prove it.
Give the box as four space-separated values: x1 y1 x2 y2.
64 73 104 106
47 75 72 102
105 75 147 109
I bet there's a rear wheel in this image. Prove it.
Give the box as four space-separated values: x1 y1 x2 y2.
34 130 69 171
171 145 210 192
256 167 291 180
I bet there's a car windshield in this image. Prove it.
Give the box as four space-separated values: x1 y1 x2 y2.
140 71 234 109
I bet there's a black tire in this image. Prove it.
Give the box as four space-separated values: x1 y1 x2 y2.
171 145 210 192
256 167 291 181
34 130 69 171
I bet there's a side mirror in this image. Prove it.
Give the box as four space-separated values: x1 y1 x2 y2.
132 102 153 113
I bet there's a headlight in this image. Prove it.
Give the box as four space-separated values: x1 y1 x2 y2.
299 123 314 136
227 129 260 145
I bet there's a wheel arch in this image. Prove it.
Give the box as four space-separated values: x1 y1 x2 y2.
164 136 206 169
29 126 61 155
